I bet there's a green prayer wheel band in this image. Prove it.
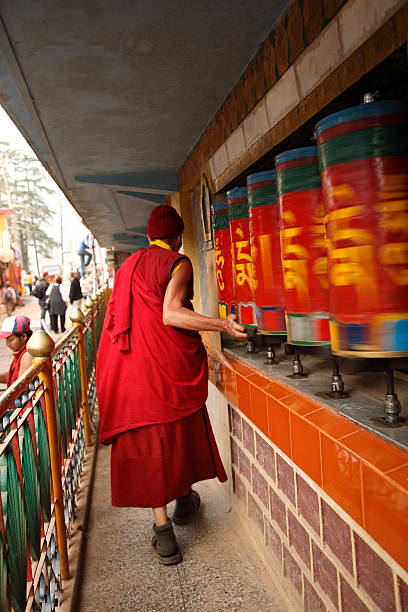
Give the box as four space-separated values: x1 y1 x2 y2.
248 185 277 208
212 212 229 231
228 200 249 220
276 164 321 195
319 124 408 169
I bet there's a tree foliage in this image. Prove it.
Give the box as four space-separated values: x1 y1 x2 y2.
0 143 59 270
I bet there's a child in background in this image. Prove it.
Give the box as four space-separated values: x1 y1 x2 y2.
0 316 33 387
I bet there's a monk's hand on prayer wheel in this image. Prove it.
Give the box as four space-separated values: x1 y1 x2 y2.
222 314 248 339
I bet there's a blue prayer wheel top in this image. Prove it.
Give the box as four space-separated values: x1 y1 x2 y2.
247 169 276 185
211 201 227 212
315 99 408 136
227 187 247 201
275 146 318 165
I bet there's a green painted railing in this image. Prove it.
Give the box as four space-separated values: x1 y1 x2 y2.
0 288 109 611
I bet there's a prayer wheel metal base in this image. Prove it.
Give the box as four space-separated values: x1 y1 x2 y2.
287 351 308 379
245 326 258 353
372 412 407 429
265 344 278 365
262 334 286 366
371 367 407 428
315 358 350 399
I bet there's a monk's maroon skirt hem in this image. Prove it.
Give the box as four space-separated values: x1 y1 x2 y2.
110 406 227 508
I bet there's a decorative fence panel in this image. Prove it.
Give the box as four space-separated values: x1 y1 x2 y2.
0 287 108 611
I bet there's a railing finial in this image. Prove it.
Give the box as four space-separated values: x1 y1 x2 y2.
27 330 55 358
84 297 93 310
70 306 85 324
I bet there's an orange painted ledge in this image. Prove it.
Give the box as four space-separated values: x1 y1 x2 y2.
207 348 408 572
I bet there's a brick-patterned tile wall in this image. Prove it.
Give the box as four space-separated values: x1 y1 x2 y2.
229 405 408 612
208 349 408 576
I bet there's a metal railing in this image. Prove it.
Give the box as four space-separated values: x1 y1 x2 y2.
0 288 109 611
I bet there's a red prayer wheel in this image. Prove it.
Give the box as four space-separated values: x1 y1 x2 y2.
275 147 330 346
316 100 408 357
227 187 256 327
247 170 286 335
211 201 236 318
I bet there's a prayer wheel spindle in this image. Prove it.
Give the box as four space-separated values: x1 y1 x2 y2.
265 342 278 366
384 367 402 425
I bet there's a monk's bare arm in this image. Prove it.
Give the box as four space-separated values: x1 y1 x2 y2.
0 371 7 383
163 260 247 339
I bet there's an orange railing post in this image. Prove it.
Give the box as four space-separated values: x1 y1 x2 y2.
27 330 70 580
70 307 92 447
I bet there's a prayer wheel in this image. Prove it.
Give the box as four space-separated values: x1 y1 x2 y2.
275 146 330 346
316 100 408 357
211 201 235 318
227 187 256 327
247 170 286 335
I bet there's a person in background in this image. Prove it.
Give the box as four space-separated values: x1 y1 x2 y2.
3 282 16 316
78 233 92 277
69 271 83 308
80 271 94 299
32 272 50 330
46 276 68 333
25 271 33 295
0 316 32 387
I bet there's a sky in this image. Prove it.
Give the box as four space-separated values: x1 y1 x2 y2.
0 105 86 270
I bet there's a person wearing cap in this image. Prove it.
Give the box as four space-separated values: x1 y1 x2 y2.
0 315 33 387
97 204 246 566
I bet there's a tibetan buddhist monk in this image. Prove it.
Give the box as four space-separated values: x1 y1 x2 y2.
96 204 246 565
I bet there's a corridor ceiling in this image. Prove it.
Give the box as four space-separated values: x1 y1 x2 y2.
0 1 289 250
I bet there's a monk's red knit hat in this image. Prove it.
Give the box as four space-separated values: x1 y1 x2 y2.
147 205 184 239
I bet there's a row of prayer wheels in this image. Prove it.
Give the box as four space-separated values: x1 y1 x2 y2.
212 99 408 359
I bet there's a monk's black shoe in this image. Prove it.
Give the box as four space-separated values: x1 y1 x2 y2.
151 519 182 565
172 490 201 525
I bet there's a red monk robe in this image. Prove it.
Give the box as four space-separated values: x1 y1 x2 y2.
96 241 227 507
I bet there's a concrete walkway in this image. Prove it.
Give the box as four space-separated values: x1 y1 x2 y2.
79 443 286 612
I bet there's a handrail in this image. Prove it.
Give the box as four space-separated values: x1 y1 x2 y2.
0 287 109 612
52 326 77 355
0 361 45 415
